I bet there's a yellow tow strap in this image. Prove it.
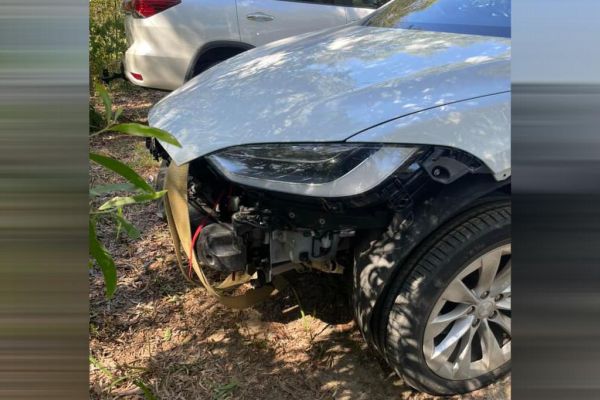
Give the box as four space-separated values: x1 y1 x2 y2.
163 162 287 309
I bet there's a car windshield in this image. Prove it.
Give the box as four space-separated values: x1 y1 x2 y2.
363 0 511 38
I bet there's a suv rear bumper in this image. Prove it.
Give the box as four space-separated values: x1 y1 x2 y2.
123 44 189 91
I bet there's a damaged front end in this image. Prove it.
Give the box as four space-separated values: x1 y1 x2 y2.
150 139 497 308
185 144 419 287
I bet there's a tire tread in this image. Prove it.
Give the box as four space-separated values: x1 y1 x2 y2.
381 202 511 395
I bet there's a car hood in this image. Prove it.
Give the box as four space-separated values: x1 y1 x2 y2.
149 25 510 165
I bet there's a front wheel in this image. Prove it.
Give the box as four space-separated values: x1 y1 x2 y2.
380 204 511 395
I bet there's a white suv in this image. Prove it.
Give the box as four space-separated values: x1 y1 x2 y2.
122 0 389 90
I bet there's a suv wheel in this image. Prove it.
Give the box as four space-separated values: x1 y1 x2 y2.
381 204 511 395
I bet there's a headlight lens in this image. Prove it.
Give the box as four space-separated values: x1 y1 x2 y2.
207 143 418 197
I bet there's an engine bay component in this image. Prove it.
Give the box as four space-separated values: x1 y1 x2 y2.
269 230 346 274
196 223 247 273
163 161 287 309
179 146 434 283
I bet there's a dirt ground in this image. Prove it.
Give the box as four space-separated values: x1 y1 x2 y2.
89 84 510 400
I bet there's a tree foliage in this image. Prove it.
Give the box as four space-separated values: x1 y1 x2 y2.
90 0 127 85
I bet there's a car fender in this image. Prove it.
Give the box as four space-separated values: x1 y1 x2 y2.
347 92 511 181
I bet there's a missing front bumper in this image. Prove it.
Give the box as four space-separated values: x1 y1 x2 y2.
163 161 286 309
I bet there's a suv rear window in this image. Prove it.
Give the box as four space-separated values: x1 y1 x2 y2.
364 0 511 38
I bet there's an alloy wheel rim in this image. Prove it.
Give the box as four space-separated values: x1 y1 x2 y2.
423 244 511 380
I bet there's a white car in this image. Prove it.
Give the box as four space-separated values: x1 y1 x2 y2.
148 0 511 395
121 0 390 90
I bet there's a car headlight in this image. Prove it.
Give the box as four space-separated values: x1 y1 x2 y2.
206 143 419 198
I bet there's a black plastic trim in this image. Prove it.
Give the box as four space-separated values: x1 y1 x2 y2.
184 40 255 82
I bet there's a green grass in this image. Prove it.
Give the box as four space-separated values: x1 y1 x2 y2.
90 355 157 400
213 380 239 400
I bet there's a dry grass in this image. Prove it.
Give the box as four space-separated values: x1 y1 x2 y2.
89 84 511 400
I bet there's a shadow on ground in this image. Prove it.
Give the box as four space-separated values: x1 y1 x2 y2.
89 215 510 400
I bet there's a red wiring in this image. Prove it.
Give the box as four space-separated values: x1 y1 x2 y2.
188 191 226 279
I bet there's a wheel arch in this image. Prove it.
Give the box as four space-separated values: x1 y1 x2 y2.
184 40 255 82
353 173 511 354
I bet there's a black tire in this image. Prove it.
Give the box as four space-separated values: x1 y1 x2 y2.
377 203 511 395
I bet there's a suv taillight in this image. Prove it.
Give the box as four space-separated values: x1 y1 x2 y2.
123 0 181 18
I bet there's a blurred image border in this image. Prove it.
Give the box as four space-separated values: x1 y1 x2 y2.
513 1 600 399
1 0 600 399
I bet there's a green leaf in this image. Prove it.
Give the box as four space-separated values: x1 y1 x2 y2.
95 83 112 124
98 190 167 211
89 104 104 132
110 123 182 147
113 107 123 123
90 152 154 193
90 183 138 197
89 355 114 380
114 209 141 240
108 376 129 390
89 220 117 298
133 379 157 400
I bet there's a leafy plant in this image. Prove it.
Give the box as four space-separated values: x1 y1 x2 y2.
89 0 127 86
89 83 181 297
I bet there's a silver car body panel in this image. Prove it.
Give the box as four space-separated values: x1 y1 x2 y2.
348 92 511 180
149 25 511 178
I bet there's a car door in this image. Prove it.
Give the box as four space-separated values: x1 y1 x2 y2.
339 0 391 23
236 0 348 47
